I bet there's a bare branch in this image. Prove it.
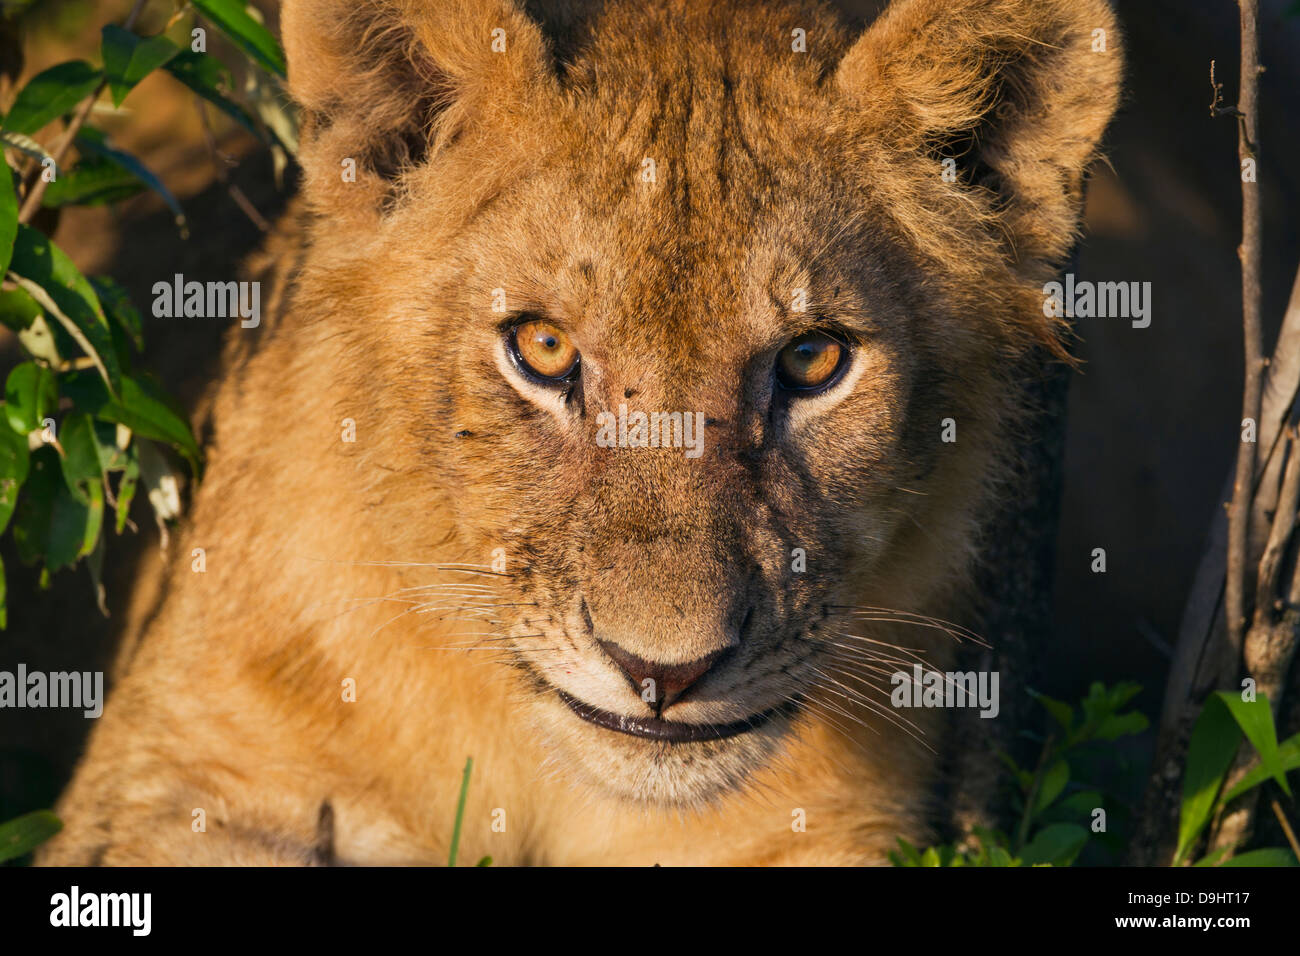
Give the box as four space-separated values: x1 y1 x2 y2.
1130 1 1276 865
1225 0 1264 664
1272 800 1300 862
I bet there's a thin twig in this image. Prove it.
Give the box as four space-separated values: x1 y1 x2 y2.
193 95 271 233
1271 799 1300 862
1209 59 1258 155
1225 0 1264 662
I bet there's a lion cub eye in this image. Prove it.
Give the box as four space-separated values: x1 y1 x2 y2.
776 331 848 392
509 318 580 383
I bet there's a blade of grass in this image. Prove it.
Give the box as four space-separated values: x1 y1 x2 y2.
448 756 473 867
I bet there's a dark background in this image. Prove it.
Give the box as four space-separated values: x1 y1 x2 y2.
2 0 1299 839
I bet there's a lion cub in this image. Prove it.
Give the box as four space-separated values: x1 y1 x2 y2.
42 0 1119 865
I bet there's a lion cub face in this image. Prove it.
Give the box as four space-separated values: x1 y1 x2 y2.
437 131 922 803
283 0 1119 804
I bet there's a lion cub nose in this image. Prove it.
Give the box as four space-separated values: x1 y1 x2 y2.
599 641 727 712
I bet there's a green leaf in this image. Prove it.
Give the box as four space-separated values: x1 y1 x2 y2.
1223 732 1300 803
7 224 119 394
475 856 492 867
115 443 139 533
40 156 145 208
1106 682 1143 710
1095 710 1150 741
12 445 57 565
986 845 1021 867
164 51 266 143
16 314 62 366
89 276 144 352
1034 759 1070 815
1176 695 1242 864
86 527 107 616
94 420 128 472
890 837 923 867
61 370 200 475
1044 789 1103 822
0 809 62 863
1192 847 1232 868
76 475 104 563
74 128 187 237
101 25 180 108
58 413 104 502
1074 681 1145 742
4 361 57 435
1214 691 1291 797
970 826 1010 853
0 285 42 332
0 156 15 277
1031 691 1074 735
13 446 101 571
0 410 31 534
1 60 102 135
1020 822 1089 866
191 0 286 78
1217 847 1299 867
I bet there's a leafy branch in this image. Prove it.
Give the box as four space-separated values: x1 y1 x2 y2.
892 683 1149 867
0 0 291 631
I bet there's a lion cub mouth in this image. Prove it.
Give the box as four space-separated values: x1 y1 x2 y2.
555 689 781 743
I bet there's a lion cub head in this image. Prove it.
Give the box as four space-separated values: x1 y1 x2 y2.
280 0 1120 805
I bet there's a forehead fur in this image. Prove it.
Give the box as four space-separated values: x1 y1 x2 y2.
287 0 1119 366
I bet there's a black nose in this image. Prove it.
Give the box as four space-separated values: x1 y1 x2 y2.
599 641 727 712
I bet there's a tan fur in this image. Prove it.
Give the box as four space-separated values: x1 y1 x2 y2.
40 0 1120 865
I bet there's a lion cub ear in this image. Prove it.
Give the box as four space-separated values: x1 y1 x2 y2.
835 0 1122 265
280 0 554 216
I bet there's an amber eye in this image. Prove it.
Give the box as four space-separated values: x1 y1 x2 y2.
776 331 847 392
509 318 580 382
